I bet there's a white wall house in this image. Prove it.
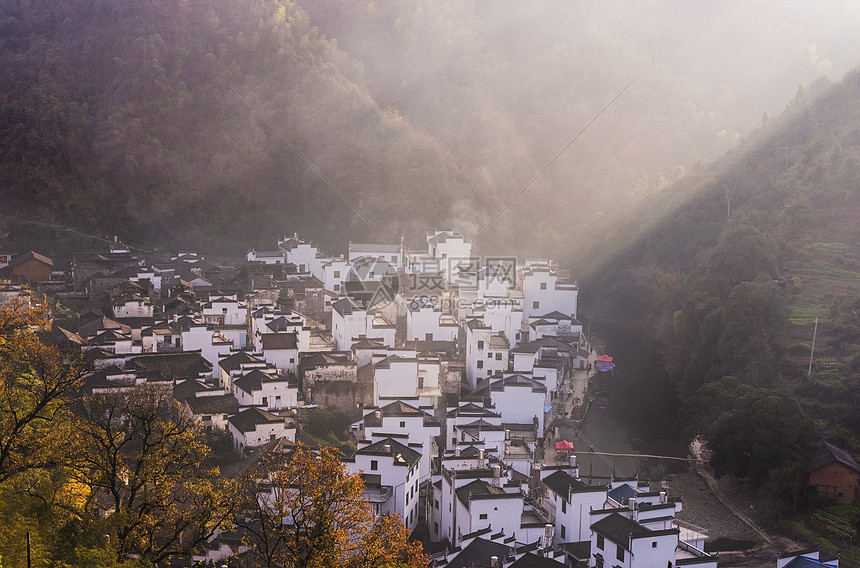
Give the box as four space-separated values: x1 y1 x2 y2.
427 230 472 283
588 512 681 568
445 401 503 451
232 369 299 410
348 242 403 269
279 236 318 273
541 468 607 543
246 249 285 264
217 350 269 392
203 295 247 327
481 373 549 433
319 257 350 294
465 319 510 389
353 401 441 480
454 479 524 543
181 323 235 380
521 263 579 322
371 354 420 406
436 467 517 546
228 407 296 451
472 299 525 347
406 300 459 342
112 294 154 319
260 332 300 375
332 298 395 351
249 308 308 352
528 310 583 341
345 438 422 533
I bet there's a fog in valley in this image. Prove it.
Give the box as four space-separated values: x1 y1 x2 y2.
1 0 859 266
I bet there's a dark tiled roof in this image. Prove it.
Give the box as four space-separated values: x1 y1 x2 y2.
126 352 212 380
455 479 515 506
181 394 240 415
536 310 572 321
466 318 490 331
808 441 860 474
219 350 266 373
508 553 566 568
228 407 284 433
782 554 837 568
362 400 427 427
446 403 501 419
172 379 216 399
299 351 354 371
561 541 591 560
354 437 421 467
8 251 53 269
489 374 546 393
261 332 298 350
543 470 598 498
332 297 362 317
608 483 638 505
590 513 651 550
446 537 510 568
233 369 291 393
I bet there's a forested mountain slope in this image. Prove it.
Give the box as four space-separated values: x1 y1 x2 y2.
2 0 858 260
0 0 476 252
584 70 860 482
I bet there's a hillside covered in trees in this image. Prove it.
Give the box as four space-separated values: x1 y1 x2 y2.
584 70 860 493
2 0 859 261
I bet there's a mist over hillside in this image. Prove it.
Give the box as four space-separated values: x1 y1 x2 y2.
579 68 860 486
1 0 858 265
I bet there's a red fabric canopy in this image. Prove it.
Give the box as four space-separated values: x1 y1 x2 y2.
597 355 613 362
555 440 575 450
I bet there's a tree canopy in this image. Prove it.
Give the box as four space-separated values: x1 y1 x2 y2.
238 443 427 568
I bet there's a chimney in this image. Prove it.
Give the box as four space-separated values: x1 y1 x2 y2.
478 449 485 467
628 497 636 511
374 410 382 420
544 524 553 551
383 444 391 454
490 556 499 568
454 446 460 457
659 491 667 504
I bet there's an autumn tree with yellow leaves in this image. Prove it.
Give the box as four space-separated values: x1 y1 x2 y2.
239 443 428 568
0 299 86 484
68 385 235 565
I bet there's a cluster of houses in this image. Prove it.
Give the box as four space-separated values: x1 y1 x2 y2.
2 231 845 568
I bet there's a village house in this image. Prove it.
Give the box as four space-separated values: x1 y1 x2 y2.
181 321 235 379
808 441 860 504
468 373 550 434
2 251 53 283
539 466 608 543
344 437 423 534
466 318 511 389
232 368 299 411
228 407 296 451
331 297 395 351
520 262 579 322
348 242 403 268
352 400 441 480
406 298 459 342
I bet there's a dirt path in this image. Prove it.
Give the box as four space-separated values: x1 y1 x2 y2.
689 438 773 544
